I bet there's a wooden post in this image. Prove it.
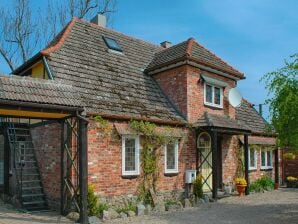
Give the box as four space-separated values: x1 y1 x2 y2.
78 118 88 224
212 131 218 199
275 148 279 186
244 134 249 195
4 132 9 195
60 120 65 215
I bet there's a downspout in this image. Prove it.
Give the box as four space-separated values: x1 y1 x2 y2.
42 56 54 80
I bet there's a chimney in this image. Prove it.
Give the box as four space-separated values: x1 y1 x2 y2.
91 14 106 27
160 41 172 48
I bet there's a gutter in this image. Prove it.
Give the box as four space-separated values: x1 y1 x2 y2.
87 112 187 126
0 99 84 113
42 56 54 80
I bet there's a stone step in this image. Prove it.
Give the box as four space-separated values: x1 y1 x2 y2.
22 193 45 198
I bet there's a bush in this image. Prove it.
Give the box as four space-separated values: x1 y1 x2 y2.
249 175 274 193
193 174 203 201
87 185 108 216
116 201 137 214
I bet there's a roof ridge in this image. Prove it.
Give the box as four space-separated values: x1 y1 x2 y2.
192 40 243 75
77 18 163 50
186 37 195 57
41 17 79 56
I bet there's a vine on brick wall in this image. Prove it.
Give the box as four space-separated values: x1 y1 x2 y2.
92 115 113 135
129 120 177 205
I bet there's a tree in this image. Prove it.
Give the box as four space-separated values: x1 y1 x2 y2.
262 54 298 150
0 0 117 71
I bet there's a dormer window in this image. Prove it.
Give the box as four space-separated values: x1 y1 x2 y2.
202 75 227 109
103 36 122 52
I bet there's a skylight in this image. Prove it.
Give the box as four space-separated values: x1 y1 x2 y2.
103 36 122 52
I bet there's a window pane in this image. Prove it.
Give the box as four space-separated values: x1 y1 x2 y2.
125 138 136 171
249 148 255 167
261 151 266 166
214 87 221 105
166 143 176 170
206 85 212 103
267 151 272 167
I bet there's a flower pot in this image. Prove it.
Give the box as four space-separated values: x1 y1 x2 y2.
236 184 247 197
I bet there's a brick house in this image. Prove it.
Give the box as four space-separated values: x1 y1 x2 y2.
0 15 280 214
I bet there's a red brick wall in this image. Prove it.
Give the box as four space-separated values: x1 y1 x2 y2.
154 65 236 123
154 65 188 118
221 135 239 185
88 120 197 197
31 122 61 207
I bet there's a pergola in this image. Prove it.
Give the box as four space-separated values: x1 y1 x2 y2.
0 75 89 224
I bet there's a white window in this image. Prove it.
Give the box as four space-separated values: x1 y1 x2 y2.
248 147 257 170
204 82 223 108
261 148 273 169
164 140 179 174
122 135 140 176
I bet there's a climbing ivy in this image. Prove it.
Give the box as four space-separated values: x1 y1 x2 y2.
129 120 177 205
92 115 113 135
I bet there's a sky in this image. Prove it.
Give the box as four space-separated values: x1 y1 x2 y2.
0 0 297 119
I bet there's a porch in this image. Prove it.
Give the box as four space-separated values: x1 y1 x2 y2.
0 75 89 223
194 112 279 198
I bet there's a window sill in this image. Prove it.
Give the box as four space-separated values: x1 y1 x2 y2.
260 167 273 171
249 168 257 171
204 103 223 109
122 174 139 179
164 171 179 177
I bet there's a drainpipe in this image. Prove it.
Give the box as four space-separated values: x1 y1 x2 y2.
42 56 54 80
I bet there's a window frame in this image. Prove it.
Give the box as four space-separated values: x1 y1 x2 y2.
260 147 273 170
103 36 123 52
248 146 257 170
121 135 140 176
164 140 179 174
203 82 223 108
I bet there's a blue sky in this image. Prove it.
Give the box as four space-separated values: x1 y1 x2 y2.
1 0 297 119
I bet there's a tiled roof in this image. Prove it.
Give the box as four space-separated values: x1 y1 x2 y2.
194 112 250 131
236 99 269 134
0 74 83 108
42 18 185 123
146 38 244 78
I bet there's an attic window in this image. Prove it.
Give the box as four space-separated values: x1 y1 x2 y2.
103 36 122 52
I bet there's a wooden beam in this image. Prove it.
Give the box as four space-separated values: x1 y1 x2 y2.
275 148 279 185
78 118 88 224
0 109 70 119
60 120 65 215
244 134 249 195
212 131 218 199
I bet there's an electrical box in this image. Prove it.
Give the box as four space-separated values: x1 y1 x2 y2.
185 170 197 184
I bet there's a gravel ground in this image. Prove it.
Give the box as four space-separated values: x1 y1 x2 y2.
106 188 298 224
0 201 71 224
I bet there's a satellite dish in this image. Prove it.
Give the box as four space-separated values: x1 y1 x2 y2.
228 88 243 108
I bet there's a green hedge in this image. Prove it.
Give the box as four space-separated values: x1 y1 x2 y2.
249 175 274 193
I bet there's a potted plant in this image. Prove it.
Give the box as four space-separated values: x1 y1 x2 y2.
234 177 247 197
286 176 298 188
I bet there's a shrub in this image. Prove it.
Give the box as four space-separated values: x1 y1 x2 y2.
116 201 137 214
193 174 203 201
249 175 274 193
87 185 108 216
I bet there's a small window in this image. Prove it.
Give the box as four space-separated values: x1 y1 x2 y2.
103 36 122 52
164 140 179 174
204 83 223 108
122 135 140 176
261 148 273 169
248 147 257 170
